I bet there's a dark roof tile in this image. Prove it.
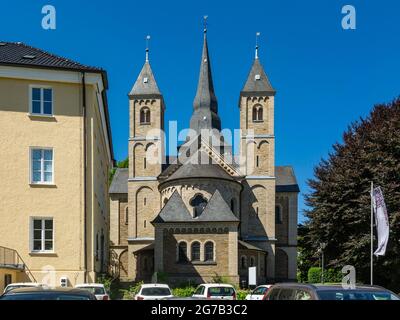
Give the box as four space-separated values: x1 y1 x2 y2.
0 41 103 72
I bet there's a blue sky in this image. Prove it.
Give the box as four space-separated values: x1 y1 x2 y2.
1 0 399 222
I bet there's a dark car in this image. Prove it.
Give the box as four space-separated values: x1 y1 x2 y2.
0 287 97 300
264 283 400 301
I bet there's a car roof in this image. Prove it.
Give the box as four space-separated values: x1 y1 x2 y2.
3 287 93 295
271 283 389 291
200 283 235 287
75 283 105 288
141 283 170 288
6 283 42 286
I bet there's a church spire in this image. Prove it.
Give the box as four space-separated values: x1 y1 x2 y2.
129 35 161 97
189 16 221 133
241 34 275 96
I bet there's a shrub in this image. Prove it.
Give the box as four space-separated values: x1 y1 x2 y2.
97 274 113 292
120 281 144 300
307 267 343 283
324 268 342 283
308 267 322 283
172 286 196 297
236 289 251 300
211 273 230 284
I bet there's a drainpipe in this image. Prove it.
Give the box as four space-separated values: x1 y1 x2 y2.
82 72 88 282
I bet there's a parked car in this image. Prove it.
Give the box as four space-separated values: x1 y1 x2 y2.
0 287 97 300
192 284 236 300
3 282 47 294
74 283 110 300
264 283 400 300
245 285 272 300
134 284 173 300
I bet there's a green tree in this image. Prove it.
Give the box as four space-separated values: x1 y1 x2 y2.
109 156 129 184
301 98 400 291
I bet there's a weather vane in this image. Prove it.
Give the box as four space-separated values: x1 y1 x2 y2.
145 35 151 62
203 15 208 33
255 32 261 59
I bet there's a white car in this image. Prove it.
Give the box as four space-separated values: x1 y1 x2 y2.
3 282 46 294
245 285 272 300
192 284 237 300
135 284 173 300
75 283 110 300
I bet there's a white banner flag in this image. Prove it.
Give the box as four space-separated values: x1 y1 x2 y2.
372 187 389 256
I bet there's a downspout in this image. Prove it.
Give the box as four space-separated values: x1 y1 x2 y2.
82 72 88 282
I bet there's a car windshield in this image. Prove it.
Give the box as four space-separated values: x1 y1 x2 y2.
78 287 106 295
141 287 171 296
0 293 92 300
5 285 35 293
208 287 234 296
253 287 268 295
317 289 400 300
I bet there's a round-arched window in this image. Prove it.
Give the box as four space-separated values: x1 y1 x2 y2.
191 241 201 261
204 241 214 261
140 107 151 124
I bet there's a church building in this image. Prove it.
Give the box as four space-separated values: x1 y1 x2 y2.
109 28 299 285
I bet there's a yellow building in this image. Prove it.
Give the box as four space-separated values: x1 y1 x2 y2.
0 41 114 291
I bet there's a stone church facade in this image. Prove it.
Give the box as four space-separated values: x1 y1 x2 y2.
109 29 299 285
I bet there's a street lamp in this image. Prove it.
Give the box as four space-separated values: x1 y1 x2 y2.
319 243 327 284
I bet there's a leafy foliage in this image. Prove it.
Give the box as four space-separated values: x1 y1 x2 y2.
119 281 144 300
236 289 251 300
300 98 400 291
109 156 129 184
172 286 196 297
307 267 322 283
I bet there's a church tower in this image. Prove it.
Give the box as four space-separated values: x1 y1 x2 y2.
239 38 277 280
127 40 165 279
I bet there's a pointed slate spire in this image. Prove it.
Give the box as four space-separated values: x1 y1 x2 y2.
129 36 162 98
189 19 221 134
241 37 275 96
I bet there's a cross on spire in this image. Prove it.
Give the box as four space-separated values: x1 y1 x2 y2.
203 15 208 33
145 35 151 62
255 32 261 60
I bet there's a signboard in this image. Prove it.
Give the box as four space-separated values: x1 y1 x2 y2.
248 266 257 286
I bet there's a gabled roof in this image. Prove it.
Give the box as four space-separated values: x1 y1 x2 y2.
129 61 161 97
241 58 275 96
197 190 239 222
152 191 192 223
152 189 239 224
0 41 103 72
109 168 128 194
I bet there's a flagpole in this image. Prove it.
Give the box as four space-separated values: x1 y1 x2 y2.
370 181 373 285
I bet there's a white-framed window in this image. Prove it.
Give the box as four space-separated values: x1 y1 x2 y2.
31 218 54 252
30 148 54 184
30 86 53 116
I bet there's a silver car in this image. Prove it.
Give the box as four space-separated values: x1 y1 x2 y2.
264 283 400 300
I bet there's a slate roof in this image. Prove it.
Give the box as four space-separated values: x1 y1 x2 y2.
238 240 266 252
241 58 275 96
129 61 161 97
109 168 128 194
163 163 234 183
0 41 103 73
152 190 239 224
152 190 192 223
197 190 239 222
109 166 300 194
275 166 300 193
